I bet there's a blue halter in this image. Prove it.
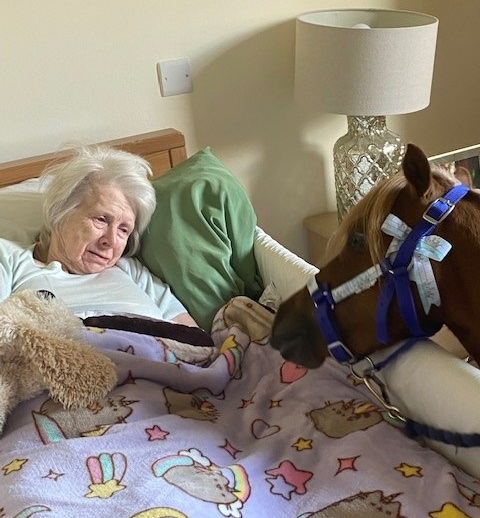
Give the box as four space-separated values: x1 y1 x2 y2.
309 183 474 447
376 183 469 345
309 183 470 365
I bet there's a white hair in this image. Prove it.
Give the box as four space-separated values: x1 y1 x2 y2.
37 145 156 257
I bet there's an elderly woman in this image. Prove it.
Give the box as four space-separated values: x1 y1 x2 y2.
0 145 197 327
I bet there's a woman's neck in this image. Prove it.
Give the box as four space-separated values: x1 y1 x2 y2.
33 242 47 263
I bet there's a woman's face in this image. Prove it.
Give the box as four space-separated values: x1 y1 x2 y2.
47 183 136 274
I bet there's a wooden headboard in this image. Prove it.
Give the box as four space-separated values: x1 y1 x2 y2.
0 128 187 188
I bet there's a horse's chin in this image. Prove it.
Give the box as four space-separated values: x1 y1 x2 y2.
287 353 325 369
270 331 326 369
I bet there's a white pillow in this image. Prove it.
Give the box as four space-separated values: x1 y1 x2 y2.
0 178 44 245
376 339 480 479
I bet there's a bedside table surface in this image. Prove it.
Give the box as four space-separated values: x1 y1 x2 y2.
303 211 339 238
303 211 339 266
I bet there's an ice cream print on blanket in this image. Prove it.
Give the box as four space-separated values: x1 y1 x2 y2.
1 296 479 517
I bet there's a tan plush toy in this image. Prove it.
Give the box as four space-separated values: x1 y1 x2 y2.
0 289 117 434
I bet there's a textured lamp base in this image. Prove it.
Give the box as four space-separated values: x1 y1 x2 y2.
334 115 406 222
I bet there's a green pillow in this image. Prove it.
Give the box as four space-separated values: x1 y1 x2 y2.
138 147 264 331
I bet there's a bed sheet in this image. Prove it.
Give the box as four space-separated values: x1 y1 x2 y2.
1 297 479 518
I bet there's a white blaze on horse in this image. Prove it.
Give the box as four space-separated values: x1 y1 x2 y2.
270 144 478 368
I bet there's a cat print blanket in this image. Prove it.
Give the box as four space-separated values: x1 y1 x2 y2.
1 296 479 518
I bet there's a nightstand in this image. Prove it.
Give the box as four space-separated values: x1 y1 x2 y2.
303 211 339 267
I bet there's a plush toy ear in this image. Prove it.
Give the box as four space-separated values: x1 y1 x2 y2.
17 328 117 408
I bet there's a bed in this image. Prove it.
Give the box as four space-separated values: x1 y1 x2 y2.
0 128 479 518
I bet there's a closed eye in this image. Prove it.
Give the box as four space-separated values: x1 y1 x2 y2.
118 226 131 236
93 216 131 236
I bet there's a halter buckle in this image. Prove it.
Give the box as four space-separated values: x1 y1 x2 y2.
328 341 356 364
423 197 455 225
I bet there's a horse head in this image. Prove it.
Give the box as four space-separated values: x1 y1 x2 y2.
270 144 480 368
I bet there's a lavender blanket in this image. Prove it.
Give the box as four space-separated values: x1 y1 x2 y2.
1 297 479 518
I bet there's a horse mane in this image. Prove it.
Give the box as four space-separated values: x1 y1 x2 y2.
327 163 459 265
328 173 406 264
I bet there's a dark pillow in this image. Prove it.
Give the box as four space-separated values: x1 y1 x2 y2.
138 147 264 331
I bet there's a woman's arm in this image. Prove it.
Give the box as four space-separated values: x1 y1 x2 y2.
117 256 199 326
172 312 198 327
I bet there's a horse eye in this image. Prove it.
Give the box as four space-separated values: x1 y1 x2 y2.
348 232 365 249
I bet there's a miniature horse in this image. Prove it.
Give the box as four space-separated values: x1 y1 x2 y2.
270 144 480 368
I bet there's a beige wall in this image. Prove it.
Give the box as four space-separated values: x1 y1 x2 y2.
2 1 479 258
394 0 480 155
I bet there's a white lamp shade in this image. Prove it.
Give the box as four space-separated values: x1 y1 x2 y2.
295 9 439 115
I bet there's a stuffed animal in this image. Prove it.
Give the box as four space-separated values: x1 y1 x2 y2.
0 289 117 434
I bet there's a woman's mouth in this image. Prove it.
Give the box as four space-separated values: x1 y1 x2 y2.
86 250 110 264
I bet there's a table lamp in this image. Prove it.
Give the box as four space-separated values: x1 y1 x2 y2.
294 9 439 221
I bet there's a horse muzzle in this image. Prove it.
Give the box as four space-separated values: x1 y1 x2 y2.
270 298 327 369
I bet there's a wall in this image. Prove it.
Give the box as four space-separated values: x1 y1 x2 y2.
395 0 480 155
2 1 479 259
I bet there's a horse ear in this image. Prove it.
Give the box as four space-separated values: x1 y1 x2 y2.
402 143 432 197
454 165 473 188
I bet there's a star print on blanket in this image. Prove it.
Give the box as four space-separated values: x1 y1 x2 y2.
0 296 479 517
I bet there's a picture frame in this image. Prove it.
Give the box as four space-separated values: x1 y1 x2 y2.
429 143 480 188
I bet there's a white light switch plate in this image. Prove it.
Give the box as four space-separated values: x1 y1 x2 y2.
157 58 193 97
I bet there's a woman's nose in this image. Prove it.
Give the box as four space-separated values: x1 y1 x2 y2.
100 227 117 247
